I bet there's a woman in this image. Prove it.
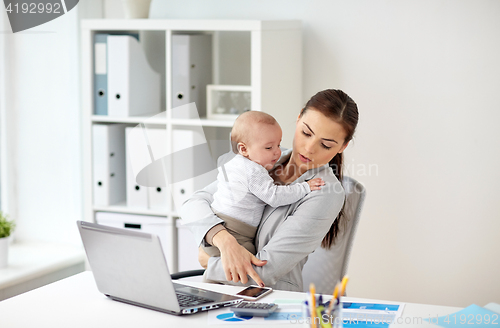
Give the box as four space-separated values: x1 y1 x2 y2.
180 89 359 291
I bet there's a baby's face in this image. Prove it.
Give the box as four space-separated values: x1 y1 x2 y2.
244 124 282 171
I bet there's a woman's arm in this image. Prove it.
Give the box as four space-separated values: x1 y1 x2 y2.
204 179 345 287
179 167 267 286
179 179 223 247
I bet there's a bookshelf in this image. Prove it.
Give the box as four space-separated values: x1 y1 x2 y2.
80 19 302 273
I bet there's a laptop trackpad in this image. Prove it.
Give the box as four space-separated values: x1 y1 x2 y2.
176 286 211 296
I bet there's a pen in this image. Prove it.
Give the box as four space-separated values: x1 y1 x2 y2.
310 283 317 328
327 282 340 316
340 275 349 297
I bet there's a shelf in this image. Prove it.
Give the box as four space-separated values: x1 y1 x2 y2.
93 202 169 217
92 114 167 125
91 115 235 127
93 204 179 218
171 118 235 127
81 19 301 32
82 18 302 274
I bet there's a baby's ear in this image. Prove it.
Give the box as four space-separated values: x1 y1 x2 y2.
237 142 248 156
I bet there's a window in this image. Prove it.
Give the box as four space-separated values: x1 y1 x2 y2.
0 13 5 211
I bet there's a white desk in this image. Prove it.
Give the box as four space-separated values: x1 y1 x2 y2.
0 271 460 328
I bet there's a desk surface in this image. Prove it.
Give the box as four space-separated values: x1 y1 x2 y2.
0 271 460 328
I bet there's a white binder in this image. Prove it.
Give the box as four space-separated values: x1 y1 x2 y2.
125 127 148 209
145 128 168 211
92 124 126 206
126 126 169 211
171 128 217 211
172 34 212 118
107 35 161 117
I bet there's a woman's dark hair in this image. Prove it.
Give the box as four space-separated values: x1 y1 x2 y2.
299 89 359 249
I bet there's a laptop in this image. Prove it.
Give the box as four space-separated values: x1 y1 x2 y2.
77 220 242 315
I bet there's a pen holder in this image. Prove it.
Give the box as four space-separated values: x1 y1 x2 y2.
329 300 343 328
302 297 343 328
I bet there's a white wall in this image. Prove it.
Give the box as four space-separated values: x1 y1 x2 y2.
0 8 11 213
148 0 500 307
2 9 83 245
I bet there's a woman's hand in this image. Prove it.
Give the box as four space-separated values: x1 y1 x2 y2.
198 247 210 269
212 230 267 287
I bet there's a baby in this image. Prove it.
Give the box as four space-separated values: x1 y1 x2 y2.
204 111 324 257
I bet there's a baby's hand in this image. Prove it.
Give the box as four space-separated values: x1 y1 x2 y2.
307 178 325 191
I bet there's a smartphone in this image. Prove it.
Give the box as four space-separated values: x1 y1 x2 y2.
236 285 273 301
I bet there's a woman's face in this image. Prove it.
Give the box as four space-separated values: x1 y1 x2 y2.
291 108 349 173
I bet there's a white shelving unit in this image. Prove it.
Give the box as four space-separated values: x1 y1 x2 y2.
81 19 302 273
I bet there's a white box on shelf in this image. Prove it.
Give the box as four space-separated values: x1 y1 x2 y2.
95 212 177 272
206 85 252 120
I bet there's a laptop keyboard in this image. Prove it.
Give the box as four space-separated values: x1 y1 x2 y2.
176 292 214 307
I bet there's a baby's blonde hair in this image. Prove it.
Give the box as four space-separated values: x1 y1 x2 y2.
230 111 279 153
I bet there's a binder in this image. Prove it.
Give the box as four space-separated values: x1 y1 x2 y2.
93 33 139 116
94 34 108 116
125 127 148 209
92 124 126 206
125 126 169 211
172 34 212 118
145 128 168 211
127 121 217 211
171 128 217 211
107 35 161 117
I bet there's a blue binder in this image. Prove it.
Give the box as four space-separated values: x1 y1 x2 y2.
93 33 139 116
94 34 108 115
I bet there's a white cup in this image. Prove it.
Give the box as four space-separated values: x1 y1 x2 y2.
121 0 152 19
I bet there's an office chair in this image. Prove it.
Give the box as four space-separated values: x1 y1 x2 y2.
171 269 205 280
172 176 366 296
301 176 366 294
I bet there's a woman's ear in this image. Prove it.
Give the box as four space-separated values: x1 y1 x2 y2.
297 107 306 123
237 142 248 156
338 141 350 154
